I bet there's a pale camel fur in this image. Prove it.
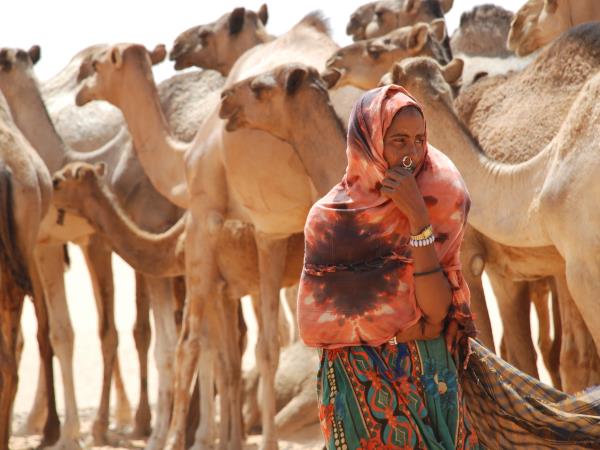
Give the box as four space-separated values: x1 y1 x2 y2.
508 0 600 56
0 94 57 448
0 46 221 447
169 4 272 74
75 13 362 449
386 54 600 393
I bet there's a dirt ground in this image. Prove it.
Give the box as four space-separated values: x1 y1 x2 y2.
10 244 550 449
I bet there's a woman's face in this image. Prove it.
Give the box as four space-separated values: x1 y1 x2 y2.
382 106 426 170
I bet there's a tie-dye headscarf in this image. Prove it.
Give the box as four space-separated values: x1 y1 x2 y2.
297 85 474 348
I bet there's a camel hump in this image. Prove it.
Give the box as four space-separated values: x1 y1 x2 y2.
296 11 331 36
0 163 32 294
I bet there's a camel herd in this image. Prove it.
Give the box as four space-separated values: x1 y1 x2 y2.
2 0 600 449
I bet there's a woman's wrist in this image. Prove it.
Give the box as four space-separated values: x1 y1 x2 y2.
408 210 430 235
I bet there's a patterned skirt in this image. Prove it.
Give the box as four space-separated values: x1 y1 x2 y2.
317 336 480 449
317 337 600 450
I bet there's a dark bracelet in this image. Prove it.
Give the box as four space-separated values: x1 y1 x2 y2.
413 266 443 277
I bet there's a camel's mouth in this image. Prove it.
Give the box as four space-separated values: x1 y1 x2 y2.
219 102 246 132
75 83 94 107
321 67 344 89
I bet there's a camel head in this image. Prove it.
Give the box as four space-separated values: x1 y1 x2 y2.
0 46 41 95
75 43 166 107
382 56 463 113
169 4 269 74
324 19 448 91
365 0 453 39
219 63 329 141
52 162 106 214
508 0 570 56
346 2 377 41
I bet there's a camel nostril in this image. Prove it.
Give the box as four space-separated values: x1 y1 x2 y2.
52 177 61 189
220 89 232 100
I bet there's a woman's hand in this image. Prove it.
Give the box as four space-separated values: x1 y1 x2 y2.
394 319 443 343
381 166 429 231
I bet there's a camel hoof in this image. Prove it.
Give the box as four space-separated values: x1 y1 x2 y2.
46 437 82 450
114 401 133 430
14 420 45 437
163 434 185 450
130 407 152 438
259 439 279 450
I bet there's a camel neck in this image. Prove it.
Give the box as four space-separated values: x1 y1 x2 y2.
80 184 185 276
3 76 67 173
287 97 347 196
116 65 189 208
424 100 550 247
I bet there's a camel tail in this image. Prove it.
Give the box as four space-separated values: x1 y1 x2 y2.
0 163 32 294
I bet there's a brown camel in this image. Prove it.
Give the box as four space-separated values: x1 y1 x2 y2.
169 4 271 74
75 12 362 449
386 54 600 393
323 20 450 91
0 94 58 448
347 0 453 42
508 0 600 56
0 45 221 447
50 159 307 441
50 160 318 437
450 4 514 58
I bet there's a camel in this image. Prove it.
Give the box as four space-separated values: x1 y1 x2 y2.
74 12 364 449
169 4 272 74
508 0 600 56
322 20 449 91
450 4 514 58
49 157 310 437
0 45 221 448
346 0 453 39
0 94 58 448
385 54 600 393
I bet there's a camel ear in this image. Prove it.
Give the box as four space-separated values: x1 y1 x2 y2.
429 19 446 42
440 0 453 14
392 63 406 84
229 7 246 35
95 162 107 177
285 66 307 95
28 45 41 65
442 58 463 85
404 0 418 14
110 47 122 68
150 44 166 65
321 68 342 89
408 23 430 52
544 0 558 14
258 4 269 25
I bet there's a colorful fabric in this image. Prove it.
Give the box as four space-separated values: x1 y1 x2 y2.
297 85 474 348
317 336 480 449
463 338 600 449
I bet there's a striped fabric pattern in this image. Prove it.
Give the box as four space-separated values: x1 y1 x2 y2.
463 338 600 449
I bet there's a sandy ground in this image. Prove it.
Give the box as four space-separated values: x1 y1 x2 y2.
10 244 551 449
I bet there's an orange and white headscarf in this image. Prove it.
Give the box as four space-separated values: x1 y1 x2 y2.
297 85 474 348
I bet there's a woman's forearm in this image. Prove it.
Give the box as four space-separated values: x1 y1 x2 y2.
409 218 453 324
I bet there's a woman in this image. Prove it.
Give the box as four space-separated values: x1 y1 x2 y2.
298 85 600 449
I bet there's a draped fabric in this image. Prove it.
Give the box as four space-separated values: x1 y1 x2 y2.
298 85 474 348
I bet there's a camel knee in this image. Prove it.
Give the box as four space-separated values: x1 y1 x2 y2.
99 324 118 356
49 321 74 356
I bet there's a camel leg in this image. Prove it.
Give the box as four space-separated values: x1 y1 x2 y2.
548 278 562 390
16 364 47 435
275 391 318 437
145 275 178 450
460 227 494 350
35 242 81 449
131 272 152 438
191 345 215 450
255 234 288 450
282 285 298 343
486 271 539 379
529 278 561 388
0 269 24 450
29 255 60 447
79 235 122 445
554 273 600 392
112 354 133 429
